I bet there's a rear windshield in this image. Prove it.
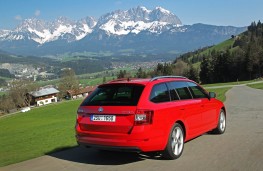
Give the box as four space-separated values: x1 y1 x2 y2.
81 84 145 106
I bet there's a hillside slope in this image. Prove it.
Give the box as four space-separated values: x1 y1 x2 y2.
174 21 263 84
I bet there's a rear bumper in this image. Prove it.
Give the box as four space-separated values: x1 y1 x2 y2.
76 124 167 152
78 142 141 152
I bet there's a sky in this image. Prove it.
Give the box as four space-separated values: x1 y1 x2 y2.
0 0 262 29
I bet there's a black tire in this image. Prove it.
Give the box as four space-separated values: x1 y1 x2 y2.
162 123 184 160
212 109 226 134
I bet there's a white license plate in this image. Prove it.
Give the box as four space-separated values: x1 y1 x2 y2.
91 115 116 122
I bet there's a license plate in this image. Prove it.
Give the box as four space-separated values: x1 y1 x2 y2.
91 115 116 122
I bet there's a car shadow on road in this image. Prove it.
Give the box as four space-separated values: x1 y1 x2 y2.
47 146 162 165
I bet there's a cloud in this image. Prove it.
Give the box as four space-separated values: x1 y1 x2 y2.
35 10 41 17
14 15 22 21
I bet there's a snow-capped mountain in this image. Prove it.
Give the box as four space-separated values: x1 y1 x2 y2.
0 16 96 44
0 6 246 56
97 6 182 35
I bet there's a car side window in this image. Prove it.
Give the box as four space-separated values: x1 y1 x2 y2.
187 82 208 99
168 81 192 100
167 82 180 101
150 83 170 103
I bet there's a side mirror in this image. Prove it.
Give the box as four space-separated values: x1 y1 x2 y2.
209 92 216 98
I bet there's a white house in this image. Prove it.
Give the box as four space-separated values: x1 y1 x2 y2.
29 87 59 106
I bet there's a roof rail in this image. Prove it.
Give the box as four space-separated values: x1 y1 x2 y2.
150 76 187 82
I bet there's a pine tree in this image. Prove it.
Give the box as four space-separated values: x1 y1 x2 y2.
200 56 213 84
185 64 199 83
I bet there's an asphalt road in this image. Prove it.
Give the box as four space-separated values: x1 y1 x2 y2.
1 85 263 171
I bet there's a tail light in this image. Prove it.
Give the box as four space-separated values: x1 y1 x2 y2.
134 109 154 125
77 108 85 123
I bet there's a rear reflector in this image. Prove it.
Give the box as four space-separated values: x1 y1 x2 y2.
134 110 153 125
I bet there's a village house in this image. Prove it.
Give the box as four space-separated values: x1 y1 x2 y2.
29 87 60 106
67 86 96 99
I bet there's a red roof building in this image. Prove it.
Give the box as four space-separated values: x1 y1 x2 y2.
67 86 96 99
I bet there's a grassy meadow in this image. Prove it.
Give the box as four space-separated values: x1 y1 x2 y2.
0 99 82 167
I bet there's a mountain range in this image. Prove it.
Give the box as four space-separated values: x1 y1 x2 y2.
0 6 247 56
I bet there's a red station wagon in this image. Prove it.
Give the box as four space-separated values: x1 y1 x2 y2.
75 76 226 159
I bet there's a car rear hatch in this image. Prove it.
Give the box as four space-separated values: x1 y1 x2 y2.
77 84 145 134
78 106 137 134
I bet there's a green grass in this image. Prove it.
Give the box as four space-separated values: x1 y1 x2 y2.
73 51 114 57
202 79 262 88
247 82 263 90
193 62 201 69
60 56 87 62
210 39 234 51
0 99 82 167
199 39 234 57
0 91 6 96
0 76 12 80
203 79 263 101
204 79 263 102
205 87 231 102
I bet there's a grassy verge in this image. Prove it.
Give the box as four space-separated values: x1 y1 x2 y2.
202 79 262 88
205 87 231 102
247 82 263 90
0 99 82 167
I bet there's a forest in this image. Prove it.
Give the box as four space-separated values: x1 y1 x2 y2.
146 21 263 84
198 21 263 83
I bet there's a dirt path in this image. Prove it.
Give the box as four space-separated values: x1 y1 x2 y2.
1 86 263 171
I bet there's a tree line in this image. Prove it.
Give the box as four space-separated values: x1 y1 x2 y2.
116 61 199 83
198 21 263 83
